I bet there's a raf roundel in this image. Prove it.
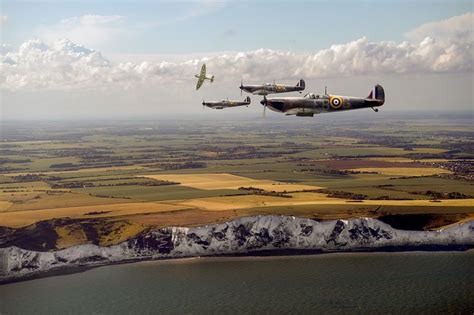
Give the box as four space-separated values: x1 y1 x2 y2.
330 96 343 109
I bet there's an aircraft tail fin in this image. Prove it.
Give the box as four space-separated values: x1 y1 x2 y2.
367 84 385 103
244 96 251 103
210 75 214 83
297 79 305 90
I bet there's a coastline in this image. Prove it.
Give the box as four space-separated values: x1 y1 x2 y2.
1 215 473 284
1 245 473 285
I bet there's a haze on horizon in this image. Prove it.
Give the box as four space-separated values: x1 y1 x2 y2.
0 0 473 120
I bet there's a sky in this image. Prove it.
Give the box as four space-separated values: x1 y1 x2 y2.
0 0 473 120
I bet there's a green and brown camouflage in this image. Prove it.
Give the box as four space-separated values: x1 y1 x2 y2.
260 84 385 117
195 64 214 90
202 96 251 109
240 79 305 95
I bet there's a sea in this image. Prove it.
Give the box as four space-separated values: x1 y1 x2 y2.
1 251 473 314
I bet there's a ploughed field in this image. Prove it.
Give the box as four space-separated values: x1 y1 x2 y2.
1 117 473 250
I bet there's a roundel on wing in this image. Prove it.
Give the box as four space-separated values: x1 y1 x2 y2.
329 96 343 109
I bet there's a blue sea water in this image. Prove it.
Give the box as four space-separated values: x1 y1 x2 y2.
1 251 473 314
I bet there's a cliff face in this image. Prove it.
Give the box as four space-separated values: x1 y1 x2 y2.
1 216 473 282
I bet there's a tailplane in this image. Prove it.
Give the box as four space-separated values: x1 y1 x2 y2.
210 75 214 83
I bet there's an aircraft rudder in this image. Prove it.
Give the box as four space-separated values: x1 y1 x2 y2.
375 84 385 103
367 84 385 103
297 79 305 89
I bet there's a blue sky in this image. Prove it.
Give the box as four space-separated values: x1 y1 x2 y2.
1 1 472 119
2 0 472 54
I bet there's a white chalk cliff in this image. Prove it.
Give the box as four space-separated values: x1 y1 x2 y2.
1 216 473 282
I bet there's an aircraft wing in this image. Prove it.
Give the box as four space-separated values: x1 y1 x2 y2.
196 76 205 90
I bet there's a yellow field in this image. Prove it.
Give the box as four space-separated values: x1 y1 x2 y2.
0 173 470 229
0 202 192 227
179 192 474 211
0 201 12 211
1 189 473 228
410 148 448 154
2 192 132 212
142 173 321 192
348 167 452 176
367 157 415 163
415 158 450 163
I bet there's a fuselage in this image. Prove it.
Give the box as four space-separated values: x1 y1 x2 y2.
202 98 251 109
240 79 305 96
242 84 302 95
195 74 213 81
262 85 385 117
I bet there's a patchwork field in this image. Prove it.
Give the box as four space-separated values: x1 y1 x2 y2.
0 202 191 228
348 167 452 176
0 117 473 248
179 193 474 211
142 173 321 191
3 165 147 177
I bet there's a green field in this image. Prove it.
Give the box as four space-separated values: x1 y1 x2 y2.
0 117 472 247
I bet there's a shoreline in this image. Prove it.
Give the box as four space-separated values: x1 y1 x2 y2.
2 215 473 285
2 244 472 285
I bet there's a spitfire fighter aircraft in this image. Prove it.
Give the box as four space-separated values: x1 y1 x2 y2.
202 96 251 109
195 64 214 90
240 79 305 96
260 84 385 117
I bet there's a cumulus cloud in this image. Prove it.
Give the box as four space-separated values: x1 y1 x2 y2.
406 12 473 44
0 39 110 90
36 14 125 50
1 13 472 91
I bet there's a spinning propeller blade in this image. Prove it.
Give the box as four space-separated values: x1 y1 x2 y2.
260 95 267 118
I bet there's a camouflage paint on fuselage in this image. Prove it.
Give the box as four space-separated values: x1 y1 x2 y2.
240 79 305 96
195 64 214 90
261 85 385 117
202 96 251 109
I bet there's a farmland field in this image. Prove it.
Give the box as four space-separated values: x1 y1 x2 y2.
1 115 473 249
143 173 320 191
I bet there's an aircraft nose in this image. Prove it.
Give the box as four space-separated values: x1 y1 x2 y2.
260 99 268 106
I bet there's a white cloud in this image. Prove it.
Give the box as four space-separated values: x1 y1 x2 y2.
0 39 110 90
406 12 473 44
36 14 125 50
1 13 472 91
0 15 7 25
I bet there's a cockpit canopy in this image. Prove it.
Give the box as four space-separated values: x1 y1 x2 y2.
304 93 326 99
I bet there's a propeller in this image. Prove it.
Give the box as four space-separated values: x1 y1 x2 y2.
202 99 205 110
260 95 267 118
240 79 243 96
